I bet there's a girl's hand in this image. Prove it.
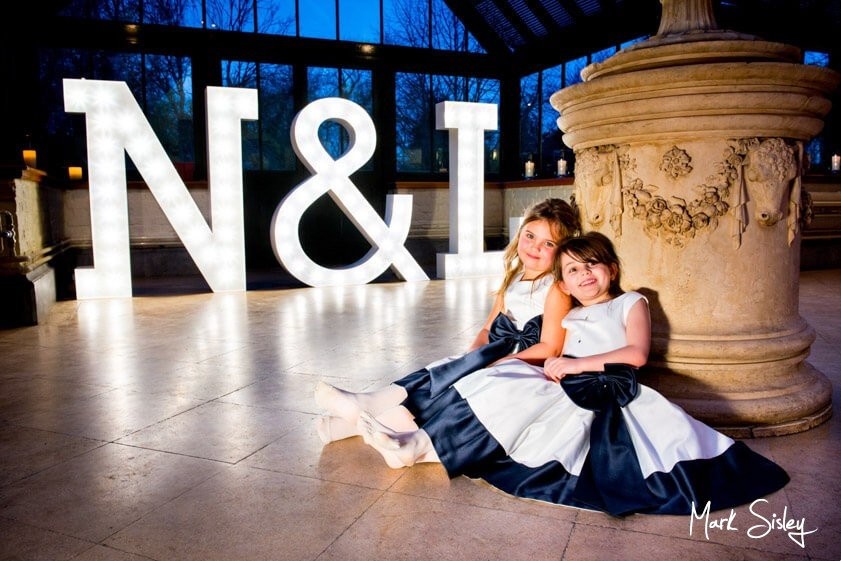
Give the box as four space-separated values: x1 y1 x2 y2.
544 356 582 382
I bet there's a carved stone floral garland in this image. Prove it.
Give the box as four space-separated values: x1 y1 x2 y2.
620 145 731 247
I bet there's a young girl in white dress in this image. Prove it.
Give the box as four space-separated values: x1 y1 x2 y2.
358 231 789 516
314 198 581 449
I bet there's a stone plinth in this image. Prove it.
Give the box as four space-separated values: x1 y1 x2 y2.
1 176 64 327
550 5 839 436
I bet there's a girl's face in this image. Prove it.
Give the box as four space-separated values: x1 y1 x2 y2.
559 251 616 306
517 219 559 279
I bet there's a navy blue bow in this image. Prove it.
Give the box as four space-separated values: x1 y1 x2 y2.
561 364 659 517
427 313 542 397
560 363 639 411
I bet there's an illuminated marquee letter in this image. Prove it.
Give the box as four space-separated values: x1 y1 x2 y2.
271 97 428 286
435 101 503 278
63 79 257 298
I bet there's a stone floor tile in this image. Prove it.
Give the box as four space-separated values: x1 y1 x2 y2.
778 462 841 559
562 522 811 561
217 372 326 414
0 424 103 486
318 491 575 561
9 387 204 442
71 544 157 561
388 462 579 521
242 420 406 490
105 466 381 561
0 444 222 543
117 401 308 463
0 516 94 561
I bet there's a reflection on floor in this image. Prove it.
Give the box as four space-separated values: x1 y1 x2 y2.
0 269 839 561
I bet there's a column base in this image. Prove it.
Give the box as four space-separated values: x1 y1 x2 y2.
642 361 833 437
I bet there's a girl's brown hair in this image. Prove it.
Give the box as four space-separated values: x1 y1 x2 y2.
497 198 581 297
554 231 623 302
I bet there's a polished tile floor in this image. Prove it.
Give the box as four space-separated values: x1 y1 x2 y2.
1 269 839 561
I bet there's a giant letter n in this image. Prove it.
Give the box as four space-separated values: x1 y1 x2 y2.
63 79 258 299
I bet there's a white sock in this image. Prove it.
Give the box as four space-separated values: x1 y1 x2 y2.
356 411 438 468
315 416 359 444
314 381 408 423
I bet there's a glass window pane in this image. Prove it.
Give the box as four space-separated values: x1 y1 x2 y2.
591 46 616 64
307 67 343 159
541 65 564 176
541 65 562 134
341 68 373 111
38 49 144 176
564 55 586 87
222 61 260 170
395 72 432 171
257 0 296 35
222 60 295 171
144 0 198 25
395 73 499 175
620 36 647 50
259 64 295 170
805 138 823 169
300 0 337 39
342 68 374 170
385 0 429 47
307 66 340 100
520 72 539 168
467 32 486 54
475 78 500 174
206 0 255 32
804 50 829 67
144 55 194 165
59 0 141 22
432 0 473 52
340 0 380 43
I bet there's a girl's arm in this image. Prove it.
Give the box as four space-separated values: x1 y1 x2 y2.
501 283 570 365
543 298 651 382
467 292 505 351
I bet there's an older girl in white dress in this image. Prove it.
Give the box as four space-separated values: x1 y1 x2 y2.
314 198 580 450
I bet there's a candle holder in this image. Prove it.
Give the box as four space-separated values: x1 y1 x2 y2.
524 158 536 179
22 149 37 168
831 153 840 173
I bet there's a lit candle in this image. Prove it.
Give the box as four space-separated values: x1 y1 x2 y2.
68 166 83 180
832 154 840 172
525 160 535 178
22 149 37 168
557 159 568 176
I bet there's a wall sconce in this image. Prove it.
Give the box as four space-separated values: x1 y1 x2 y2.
22 149 37 168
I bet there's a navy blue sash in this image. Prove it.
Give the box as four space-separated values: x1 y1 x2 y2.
561 364 661 517
427 313 542 397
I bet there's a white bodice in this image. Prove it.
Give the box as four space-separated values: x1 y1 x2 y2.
503 274 553 328
561 291 647 357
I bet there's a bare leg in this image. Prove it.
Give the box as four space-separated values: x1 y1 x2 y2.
316 406 419 444
314 381 408 424
357 411 440 469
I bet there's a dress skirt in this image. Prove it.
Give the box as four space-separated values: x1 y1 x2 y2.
394 312 542 425
415 359 790 517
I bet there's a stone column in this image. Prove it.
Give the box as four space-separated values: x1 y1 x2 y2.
551 0 839 436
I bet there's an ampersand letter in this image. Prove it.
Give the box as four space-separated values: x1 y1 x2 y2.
271 97 429 286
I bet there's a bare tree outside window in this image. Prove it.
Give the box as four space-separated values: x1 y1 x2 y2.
206 0 254 31
390 0 497 173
